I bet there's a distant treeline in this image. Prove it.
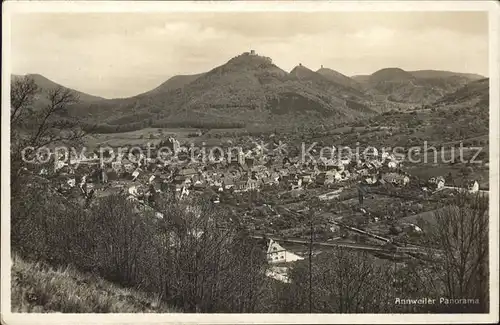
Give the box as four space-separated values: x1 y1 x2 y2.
82 120 246 134
82 121 151 134
151 120 246 130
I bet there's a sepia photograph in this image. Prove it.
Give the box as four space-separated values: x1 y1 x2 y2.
1 1 499 324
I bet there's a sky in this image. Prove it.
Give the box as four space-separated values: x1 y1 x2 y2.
10 11 489 98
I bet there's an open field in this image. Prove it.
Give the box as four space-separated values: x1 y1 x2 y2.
84 127 197 149
404 164 489 188
83 127 264 150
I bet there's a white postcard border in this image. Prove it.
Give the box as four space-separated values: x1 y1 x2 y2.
1 1 499 324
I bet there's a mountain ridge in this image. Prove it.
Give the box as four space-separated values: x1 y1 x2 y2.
12 54 487 128
141 73 205 96
354 67 483 104
11 74 105 103
66 52 377 127
433 78 489 107
316 67 363 91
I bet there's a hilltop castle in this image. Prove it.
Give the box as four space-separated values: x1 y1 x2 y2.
241 50 273 63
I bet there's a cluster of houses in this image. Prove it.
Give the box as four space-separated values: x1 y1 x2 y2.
35 138 417 207
30 136 483 217
141 145 406 199
425 175 480 194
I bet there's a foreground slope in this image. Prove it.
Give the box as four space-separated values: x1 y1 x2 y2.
11 254 177 313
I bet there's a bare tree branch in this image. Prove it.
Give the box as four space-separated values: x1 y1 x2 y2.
11 76 38 125
30 86 80 145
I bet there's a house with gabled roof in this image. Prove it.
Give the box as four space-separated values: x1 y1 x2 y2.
267 239 304 264
246 178 260 191
234 180 248 192
178 168 197 177
428 176 445 191
468 180 480 193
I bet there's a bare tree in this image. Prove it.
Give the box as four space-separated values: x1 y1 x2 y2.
10 76 38 125
11 76 84 146
427 191 489 312
10 76 93 266
29 87 82 147
10 76 88 189
282 248 394 313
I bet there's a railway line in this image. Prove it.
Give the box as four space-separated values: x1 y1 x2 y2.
268 204 443 257
250 233 439 256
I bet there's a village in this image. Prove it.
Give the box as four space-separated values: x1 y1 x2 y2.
23 129 485 284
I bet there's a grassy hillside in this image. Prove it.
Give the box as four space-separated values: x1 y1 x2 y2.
11 254 177 313
434 78 489 107
316 67 363 91
369 68 415 83
408 70 484 80
361 69 472 104
351 68 483 106
290 64 367 100
141 73 205 96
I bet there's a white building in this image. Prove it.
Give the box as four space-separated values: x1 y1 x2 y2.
429 176 445 190
436 177 446 190
149 175 156 184
67 178 76 188
326 170 342 181
387 161 398 169
318 188 344 201
265 266 290 283
468 180 479 194
267 239 304 264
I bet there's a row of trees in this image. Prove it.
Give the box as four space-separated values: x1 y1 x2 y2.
9 72 263 312
12 184 489 313
82 116 247 134
12 181 269 312
9 77 264 312
288 191 489 313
